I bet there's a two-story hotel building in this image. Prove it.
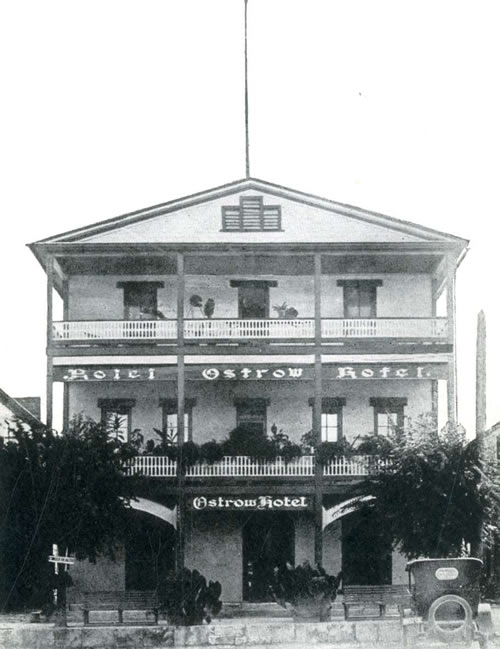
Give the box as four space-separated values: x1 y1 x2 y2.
29 177 468 604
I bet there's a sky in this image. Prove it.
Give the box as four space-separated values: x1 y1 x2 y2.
0 0 498 435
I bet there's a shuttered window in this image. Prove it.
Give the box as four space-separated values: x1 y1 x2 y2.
222 196 282 232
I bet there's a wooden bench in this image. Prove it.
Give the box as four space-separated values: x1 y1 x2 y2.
74 590 160 625
343 585 413 620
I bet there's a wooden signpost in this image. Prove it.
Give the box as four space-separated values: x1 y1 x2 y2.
48 544 75 626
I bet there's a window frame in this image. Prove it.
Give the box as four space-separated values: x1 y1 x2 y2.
230 280 278 319
337 279 383 318
369 397 407 436
309 397 346 442
159 398 197 443
116 281 165 320
234 397 270 435
98 398 136 440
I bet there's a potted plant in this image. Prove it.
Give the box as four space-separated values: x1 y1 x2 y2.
159 568 222 625
190 295 215 318
272 302 299 319
269 561 342 621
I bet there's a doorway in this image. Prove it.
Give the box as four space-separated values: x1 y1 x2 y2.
125 511 176 591
242 512 295 601
341 509 392 585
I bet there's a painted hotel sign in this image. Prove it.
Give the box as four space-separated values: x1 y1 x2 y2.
190 495 312 511
54 363 447 382
200 365 447 380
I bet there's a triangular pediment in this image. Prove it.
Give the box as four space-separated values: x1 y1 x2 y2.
32 178 467 247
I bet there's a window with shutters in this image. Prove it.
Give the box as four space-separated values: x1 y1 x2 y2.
230 280 278 318
309 397 346 442
337 280 383 318
117 281 165 320
98 398 136 441
221 195 282 232
370 397 407 436
159 399 196 443
235 398 269 435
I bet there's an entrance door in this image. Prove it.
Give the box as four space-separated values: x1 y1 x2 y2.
238 284 269 319
341 509 392 585
242 513 294 601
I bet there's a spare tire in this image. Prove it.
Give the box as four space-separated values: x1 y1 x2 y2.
427 594 473 645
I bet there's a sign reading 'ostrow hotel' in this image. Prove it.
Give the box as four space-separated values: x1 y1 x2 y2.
56 363 448 382
190 495 312 511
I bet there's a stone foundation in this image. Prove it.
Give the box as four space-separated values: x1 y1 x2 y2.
0 620 403 648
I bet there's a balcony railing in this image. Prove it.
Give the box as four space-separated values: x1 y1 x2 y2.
52 317 448 342
127 455 389 478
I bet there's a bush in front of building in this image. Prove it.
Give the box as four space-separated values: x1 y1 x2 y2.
0 415 142 611
159 568 222 625
353 414 500 560
269 561 342 621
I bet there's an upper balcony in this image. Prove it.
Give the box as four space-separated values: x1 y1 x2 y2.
52 316 448 346
44 247 455 356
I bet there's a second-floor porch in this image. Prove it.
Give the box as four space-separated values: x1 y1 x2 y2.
44 245 456 355
127 454 391 479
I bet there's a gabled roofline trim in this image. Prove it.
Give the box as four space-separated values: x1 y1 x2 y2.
0 388 43 428
29 177 469 247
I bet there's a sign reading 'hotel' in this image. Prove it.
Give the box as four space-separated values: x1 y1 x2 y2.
190 495 311 511
56 363 447 382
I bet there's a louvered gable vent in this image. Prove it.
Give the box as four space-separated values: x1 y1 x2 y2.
221 195 282 232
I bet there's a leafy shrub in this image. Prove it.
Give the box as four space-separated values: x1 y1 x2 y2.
269 562 342 621
199 440 225 464
159 568 222 625
355 434 393 457
222 426 276 460
315 440 355 465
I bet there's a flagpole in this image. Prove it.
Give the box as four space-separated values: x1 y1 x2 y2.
244 0 250 178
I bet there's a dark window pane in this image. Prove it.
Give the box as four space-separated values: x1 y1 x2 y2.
239 286 268 318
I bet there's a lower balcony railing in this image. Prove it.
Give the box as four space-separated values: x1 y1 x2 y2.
53 317 448 342
127 455 390 478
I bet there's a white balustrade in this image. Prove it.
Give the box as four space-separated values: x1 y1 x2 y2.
185 455 315 477
127 456 177 477
52 320 177 340
321 318 448 339
126 454 392 478
53 318 447 341
322 455 391 477
183 319 315 340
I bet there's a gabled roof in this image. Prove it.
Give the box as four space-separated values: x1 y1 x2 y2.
0 388 43 428
30 177 468 247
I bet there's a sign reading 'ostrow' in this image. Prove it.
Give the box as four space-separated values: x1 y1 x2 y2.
190 495 311 511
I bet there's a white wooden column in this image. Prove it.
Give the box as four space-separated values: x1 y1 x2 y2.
175 252 185 575
446 253 457 422
313 253 323 565
46 255 54 429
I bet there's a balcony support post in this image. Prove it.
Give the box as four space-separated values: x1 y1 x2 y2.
446 253 457 422
176 252 186 577
62 279 69 430
313 253 323 565
46 255 54 430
